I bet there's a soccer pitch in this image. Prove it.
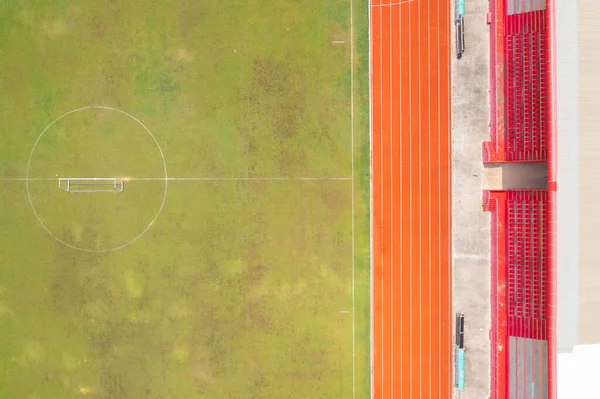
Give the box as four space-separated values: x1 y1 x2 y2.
0 1 370 398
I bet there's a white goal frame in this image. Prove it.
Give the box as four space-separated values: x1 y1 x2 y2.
58 177 124 193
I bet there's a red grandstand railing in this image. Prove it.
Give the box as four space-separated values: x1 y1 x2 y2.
545 0 557 396
504 6 548 161
485 190 550 399
484 191 508 398
484 0 550 163
484 0 506 163
485 1 556 397
506 191 548 340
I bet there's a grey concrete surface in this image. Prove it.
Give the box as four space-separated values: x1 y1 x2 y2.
508 337 549 399
483 162 548 190
451 0 492 397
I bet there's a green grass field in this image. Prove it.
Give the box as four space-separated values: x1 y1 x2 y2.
0 1 370 398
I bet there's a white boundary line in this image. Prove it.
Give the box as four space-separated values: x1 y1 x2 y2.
1 178 57 181
350 0 356 398
368 0 374 398
128 177 350 181
2 177 351 182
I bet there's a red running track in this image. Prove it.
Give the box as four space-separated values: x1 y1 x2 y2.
370 0 452 398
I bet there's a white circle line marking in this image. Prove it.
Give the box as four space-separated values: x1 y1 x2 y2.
26 105 168 253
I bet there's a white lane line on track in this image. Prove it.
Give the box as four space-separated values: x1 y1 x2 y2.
371 0 414 7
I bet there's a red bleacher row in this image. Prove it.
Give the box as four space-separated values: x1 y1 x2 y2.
483 1 557 398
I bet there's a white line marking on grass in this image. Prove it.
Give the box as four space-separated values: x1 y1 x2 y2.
125 177 352 181
332 40 346 44
0 178 56 181
25 105 168 253
3 177 352 182
350 0 356 397
341 310 351 314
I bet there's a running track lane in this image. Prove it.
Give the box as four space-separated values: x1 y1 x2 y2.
371 0 452 398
